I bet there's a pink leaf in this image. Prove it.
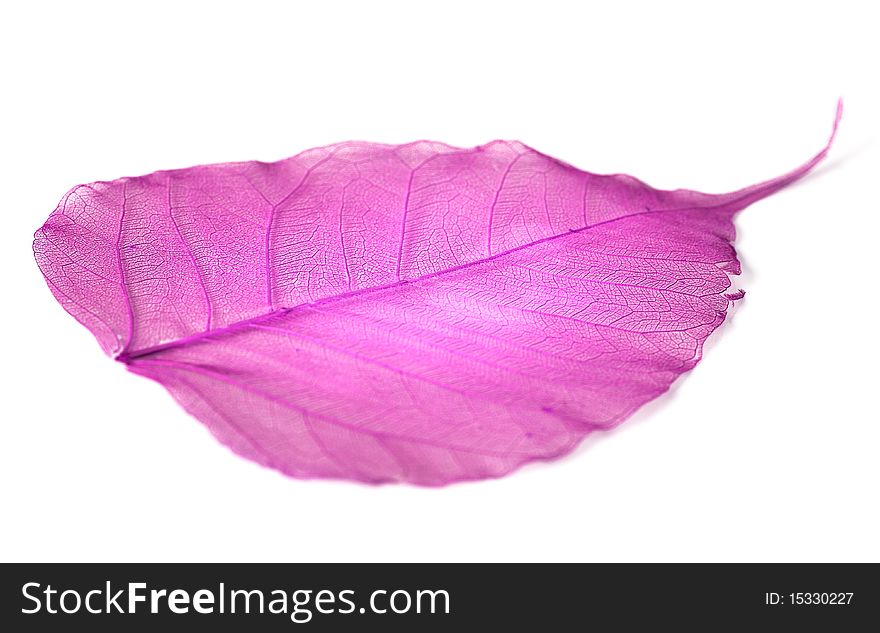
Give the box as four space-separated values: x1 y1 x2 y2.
34 105 840 485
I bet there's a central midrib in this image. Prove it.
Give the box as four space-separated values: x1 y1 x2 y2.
118 184 770 363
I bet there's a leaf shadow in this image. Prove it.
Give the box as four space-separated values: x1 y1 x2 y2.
783 137 871 185
521 251 757 478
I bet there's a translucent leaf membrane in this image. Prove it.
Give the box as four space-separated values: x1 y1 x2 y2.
34 104 840 484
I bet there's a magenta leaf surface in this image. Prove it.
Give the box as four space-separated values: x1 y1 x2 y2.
34 109 839 484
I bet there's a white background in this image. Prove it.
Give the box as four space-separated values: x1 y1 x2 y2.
1 1 877 562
